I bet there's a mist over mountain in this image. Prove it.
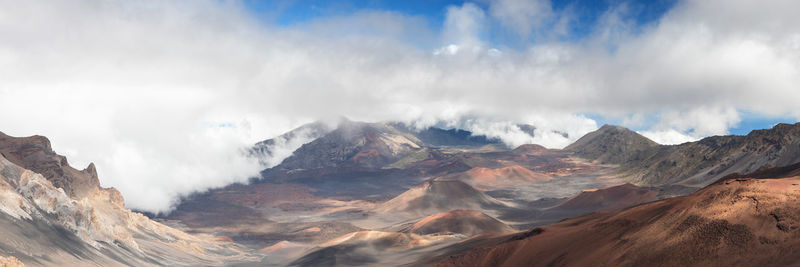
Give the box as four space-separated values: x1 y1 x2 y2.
4 117 800 266
2 0 800 214
3 0 800 266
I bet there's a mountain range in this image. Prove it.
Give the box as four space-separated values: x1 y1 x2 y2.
2 120 800 266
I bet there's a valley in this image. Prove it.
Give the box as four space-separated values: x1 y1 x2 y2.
3 120 800 266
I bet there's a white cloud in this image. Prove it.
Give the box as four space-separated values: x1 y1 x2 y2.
442 3 487 49
1 0 800 211
654 106 742 137
488 0 553 39
639 129 698 145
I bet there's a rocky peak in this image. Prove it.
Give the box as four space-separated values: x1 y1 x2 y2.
0 131 102 198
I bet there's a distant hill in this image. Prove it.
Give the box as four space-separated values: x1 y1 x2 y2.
374 180 509 216
438 165 552 189
565 124 659 164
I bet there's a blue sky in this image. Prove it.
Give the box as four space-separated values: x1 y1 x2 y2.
245 0 678 43
241 0 792 137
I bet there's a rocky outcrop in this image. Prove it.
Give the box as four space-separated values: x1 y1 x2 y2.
0 132 102 199
0 132 254 266
0 256 24 267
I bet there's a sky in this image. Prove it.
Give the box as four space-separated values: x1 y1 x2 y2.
1 0 799 213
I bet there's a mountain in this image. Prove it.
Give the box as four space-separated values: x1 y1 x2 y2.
269 120 513 173
623 123 800 186
428 170 800 267
408 210 514 236
251 121 331 167
0 131 253 266
374 180 510 216
564 124 659 164
150 120 800 266
566 123 800 187
274 120 425 170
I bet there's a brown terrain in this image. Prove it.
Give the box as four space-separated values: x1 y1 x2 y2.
373 180 510 216
430 171 800 267
439 165 552 190
155 120 740 266
5 120 800 266
551 183 658 212
408 210 514 236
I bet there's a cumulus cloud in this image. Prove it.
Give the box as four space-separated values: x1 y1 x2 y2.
443 3 488 49
1 0 799 212
488 0 554 39
638 129 698 145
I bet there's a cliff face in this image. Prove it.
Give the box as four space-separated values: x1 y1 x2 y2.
0 132 103 200
0 131 255 266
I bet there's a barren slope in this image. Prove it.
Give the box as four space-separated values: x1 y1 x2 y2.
374 180 509 216
408 210 514 236
431 175 800 267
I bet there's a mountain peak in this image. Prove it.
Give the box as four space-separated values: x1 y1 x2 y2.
565 125 658 164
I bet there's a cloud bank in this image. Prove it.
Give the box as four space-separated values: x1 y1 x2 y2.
1 0 799 212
